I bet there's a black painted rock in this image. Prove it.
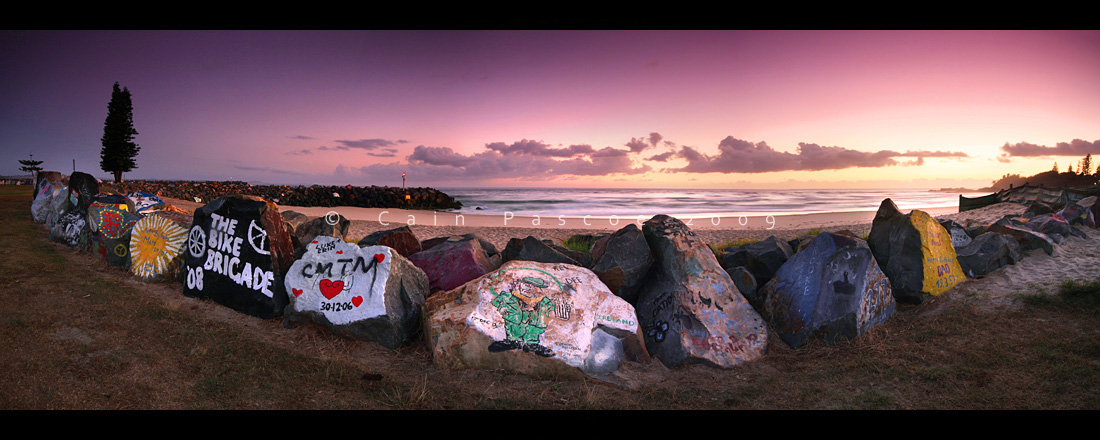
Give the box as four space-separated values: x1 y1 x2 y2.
284 237 428 349
761 232 895 348
183 195 296 319
986 216 1057 255
408 236 497 295
867 199 965 304
1057 204 1094 228
66 172 99 215
501 236 580 266
358 225 422 259
49 210 91 249
295 213 351 246
721 236 793 287
589 224 654 303
636 215 767 368
955 232 1022 278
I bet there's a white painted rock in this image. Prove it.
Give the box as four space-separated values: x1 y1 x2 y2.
284 236 428 349
424 261 650 378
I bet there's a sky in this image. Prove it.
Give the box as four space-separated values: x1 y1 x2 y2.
2 30 1099 190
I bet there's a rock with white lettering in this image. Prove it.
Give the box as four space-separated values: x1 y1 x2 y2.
408 236 497 295
635 215 768 369
295 214 351 246
284 237 428 349
761 232 895 348
183 195 296 319
938 219 973 249
868 199 965 304
357 225 422 259
130 213 190 281
423 260 649 379
49 210 92 250
589 224 654 303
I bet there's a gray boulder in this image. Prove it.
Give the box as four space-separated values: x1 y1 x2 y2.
589 224 654 303
721 236 793 287
295 213 351 246
358 225 422 259
501 236 580 266
955 232 1022 278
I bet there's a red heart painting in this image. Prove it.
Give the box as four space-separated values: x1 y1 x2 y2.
292 288 303 297
374 253 385 263
336 250 343 254
352 296 363 307
319 279 344 300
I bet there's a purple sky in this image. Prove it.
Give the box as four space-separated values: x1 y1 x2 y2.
3 30 1099 189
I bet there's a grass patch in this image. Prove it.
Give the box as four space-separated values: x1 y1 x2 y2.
562 235 595 253
707 238 760 259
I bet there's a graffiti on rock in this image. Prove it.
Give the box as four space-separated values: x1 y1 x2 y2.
130 214 188 280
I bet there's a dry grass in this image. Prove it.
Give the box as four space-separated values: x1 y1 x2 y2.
2 185 1098 410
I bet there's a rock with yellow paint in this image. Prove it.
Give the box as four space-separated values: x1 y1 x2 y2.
423 260 649 380
868 199 965 304
130 213 189 281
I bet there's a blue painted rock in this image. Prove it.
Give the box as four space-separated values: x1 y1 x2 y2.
284 237 428 349
590 224 654 303
721 236 793 287
130 213 189 281
408 236 497 294
183 195 297 319
636 215 768 368
868 199 965 304
955 232 1022 278
761 232 894 348
423 260 649 380
126 192 165 213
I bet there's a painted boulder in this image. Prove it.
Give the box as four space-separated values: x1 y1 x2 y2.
868 199 965 303
284 236 428 349
986 216 1057 255
636 215 768 369
408 235 497 295
130 213 190 281
761 232 895 349
44 185 72 229
423 260 649 379
955 231 1022 278
938 219 973 249
66 172 99 215
126 192 166 213
31 173 65 223
589 223 654 303
88 202 142 268
183 195 296 319
49 210 91 250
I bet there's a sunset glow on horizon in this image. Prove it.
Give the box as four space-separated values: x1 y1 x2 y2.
3 30 1098 190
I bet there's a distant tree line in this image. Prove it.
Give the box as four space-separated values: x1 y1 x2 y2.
988 154 1098 191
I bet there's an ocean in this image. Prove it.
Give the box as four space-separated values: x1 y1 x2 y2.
439 187 989 218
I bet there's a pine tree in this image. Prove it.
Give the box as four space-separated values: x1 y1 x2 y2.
1052 162 1058 173
18 154 43 175
100 82 140 184
1081 154 1092 176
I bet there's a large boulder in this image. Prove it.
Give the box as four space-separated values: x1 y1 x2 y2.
867 199 965 303
954 232 1023 278
65 172 99 215
1057 203 1095 229
295 213 351 246
284 237 428 349
407 235 497 295
49 210 91 249
726 266 761 310
761 232 895 348
129 213 190 281
636 215 768 369
1028 213 1087 243
357 225 422 259
423 261 649 379
721 236 793 287
183 195 296 319
501 236 580 266
986 216 1057 255
31 173 65 223
280 210 310 231
589 224 654 303
88 202 142 268
126 192 166 214
44 184 72 229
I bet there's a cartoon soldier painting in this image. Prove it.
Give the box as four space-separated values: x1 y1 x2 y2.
487 274 560 357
